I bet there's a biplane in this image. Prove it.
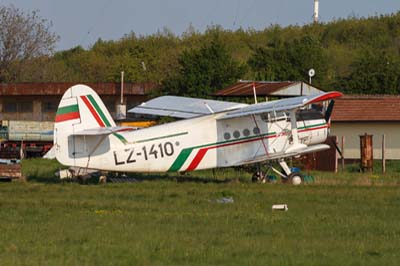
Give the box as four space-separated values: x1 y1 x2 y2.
54 84 342 184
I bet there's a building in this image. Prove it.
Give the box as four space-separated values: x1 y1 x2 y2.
214 81 324 99
330 95 400 160
0 82 157 157
0 82 156 122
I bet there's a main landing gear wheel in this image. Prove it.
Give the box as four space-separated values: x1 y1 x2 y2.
287 172 304 185
252 171 266 183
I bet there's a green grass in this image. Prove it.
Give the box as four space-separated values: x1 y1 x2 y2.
0 159 399 265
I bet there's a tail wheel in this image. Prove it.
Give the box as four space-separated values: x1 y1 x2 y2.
287 172 304 185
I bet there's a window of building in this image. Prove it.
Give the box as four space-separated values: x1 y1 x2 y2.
104 100 115 113
3 102 17 112
3 102 33 113
42 101 58 112
19 102 33 112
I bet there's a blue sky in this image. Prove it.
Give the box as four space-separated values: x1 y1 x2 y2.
1 0 400 51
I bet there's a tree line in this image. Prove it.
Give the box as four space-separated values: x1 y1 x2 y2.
1 4 400 96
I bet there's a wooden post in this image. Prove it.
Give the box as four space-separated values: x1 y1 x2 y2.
382 134 386 174
360 133 373 172
341 136 345 171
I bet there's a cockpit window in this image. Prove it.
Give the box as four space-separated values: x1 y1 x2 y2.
296 109 324 120
261 111 288 122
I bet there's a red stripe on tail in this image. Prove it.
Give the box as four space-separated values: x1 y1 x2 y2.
80 96 105 127
55 112 80 123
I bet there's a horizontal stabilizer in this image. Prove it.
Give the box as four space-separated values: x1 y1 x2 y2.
237 144 330 165
219 91 343 120
73 126 136 136
129 96 247 118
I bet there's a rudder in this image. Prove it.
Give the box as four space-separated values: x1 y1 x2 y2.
54 84 115 166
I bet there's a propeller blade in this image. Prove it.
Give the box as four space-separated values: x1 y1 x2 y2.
324 100 335 122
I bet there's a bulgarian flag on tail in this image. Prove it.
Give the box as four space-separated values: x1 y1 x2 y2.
55 98 80 123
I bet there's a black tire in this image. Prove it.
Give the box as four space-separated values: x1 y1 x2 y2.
252 172 266 183
287 172 304 185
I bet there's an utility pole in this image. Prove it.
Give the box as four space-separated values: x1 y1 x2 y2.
120 71 124 104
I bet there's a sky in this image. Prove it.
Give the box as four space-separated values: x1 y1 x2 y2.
1 0 400 51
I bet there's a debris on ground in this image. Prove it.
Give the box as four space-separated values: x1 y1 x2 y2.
272 204 288 211
215 197 234 204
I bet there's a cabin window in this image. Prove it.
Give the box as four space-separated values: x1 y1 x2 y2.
253 127 260 135
243 129 250 137
224 132 231 140
233 130 240 139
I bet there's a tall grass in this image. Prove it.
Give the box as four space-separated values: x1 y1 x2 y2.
1 181 400 265
0 159 399 265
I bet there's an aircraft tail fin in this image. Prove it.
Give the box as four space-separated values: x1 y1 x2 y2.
54 84 116 166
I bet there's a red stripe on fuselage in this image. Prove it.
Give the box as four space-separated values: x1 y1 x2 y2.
298 125 327 133
186 148 208 171
80 96 105 127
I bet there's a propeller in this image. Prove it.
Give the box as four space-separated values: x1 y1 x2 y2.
324 100 335 122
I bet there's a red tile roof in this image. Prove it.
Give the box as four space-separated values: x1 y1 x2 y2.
331 95 400 122
214 81 301 96
0 82 158 96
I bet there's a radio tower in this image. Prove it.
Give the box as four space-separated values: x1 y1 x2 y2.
313 0 319 23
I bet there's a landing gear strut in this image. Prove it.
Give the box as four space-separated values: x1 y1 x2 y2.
276 159 304 185
253 159 304 185
251 163 266 183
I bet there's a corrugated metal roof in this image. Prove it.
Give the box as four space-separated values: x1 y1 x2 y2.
214 81 301 96
0 82 158 96
331 95 400 122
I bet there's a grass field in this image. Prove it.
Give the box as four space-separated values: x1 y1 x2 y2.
0 159 400 265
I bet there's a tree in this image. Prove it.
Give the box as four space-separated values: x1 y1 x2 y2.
163 37 246 98
0 5 59 82
337 50 400 94
248 35 328 86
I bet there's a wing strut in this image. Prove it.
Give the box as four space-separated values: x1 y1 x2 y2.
251 114 269 157
289 110 299 145
286 109 307 153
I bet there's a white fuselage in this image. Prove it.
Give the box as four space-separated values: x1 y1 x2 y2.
69 112 327 172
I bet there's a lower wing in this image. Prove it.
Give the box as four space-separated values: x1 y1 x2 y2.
235 144 330 165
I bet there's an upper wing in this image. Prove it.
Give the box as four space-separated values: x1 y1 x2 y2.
218 91 343 120
128 95 247 118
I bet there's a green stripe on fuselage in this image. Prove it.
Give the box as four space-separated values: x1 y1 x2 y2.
113 133 128 144
136 132 188 144
168 148 193 172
